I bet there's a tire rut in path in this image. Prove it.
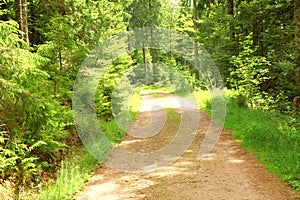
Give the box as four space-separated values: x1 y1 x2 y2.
74 94 300 200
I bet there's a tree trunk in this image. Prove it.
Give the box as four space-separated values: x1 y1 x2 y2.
193 0 198 37
252 2 264 56
150 30 157 82
227 0 235 40
193 0 200 80
59 0 66 15
252 17 260 46
15 0 23 33
15 0 29 45
142 43 148 84
128 33 132 56
295 0 300 86
149 0 157 82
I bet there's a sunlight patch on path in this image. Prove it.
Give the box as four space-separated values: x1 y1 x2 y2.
139 90 198 112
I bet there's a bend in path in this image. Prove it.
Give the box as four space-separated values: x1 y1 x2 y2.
74 91 300 200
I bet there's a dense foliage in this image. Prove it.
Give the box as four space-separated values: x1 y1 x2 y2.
195 0 298 109
0 0 299 198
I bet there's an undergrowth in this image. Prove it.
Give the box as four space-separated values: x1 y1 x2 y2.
37 119 126 200
224 105 300 190
37 89 142 199
38 148 100 200
196 90 300 191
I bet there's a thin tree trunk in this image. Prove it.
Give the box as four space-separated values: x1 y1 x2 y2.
193 0 200 80
15 0 23 34
15 0 29 45
54 0 66 96
142 43 148 84
252 17 259 46
227 0 234 40
22 0 29 44
150 32 157 82
128 33 132 56
295 0 300 86
149 0 157 82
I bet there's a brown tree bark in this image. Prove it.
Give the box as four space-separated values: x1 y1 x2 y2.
142 43 149 84
193 0 200 80
149 0 157 82
15 0 29 45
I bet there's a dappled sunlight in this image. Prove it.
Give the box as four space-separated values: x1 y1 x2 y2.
1 0 298 197
139 91 198 112
87 182 119 196
76 93 299 200
120 174 155 190
185 149 193 154
116 139 143 147
199 153 217 161
149 166 184 177
173 160 195 168
228 159 245 164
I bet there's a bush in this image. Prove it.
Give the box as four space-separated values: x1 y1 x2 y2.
0 20 72 197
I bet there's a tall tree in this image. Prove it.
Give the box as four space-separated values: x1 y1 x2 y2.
15 0 29 45
295 0 300 86
128 0 162 83
193 0 200 80
149 0 161 82
128 0 149 82
227 0 234 40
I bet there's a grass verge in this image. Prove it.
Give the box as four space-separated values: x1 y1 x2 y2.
225 105 300 190
38 147 100 200
38 90 142 199
196 90 300 190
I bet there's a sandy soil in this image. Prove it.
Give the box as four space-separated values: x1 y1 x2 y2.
74 92 300 200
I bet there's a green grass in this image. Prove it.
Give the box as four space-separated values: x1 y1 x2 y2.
196 90 300 190
140 85 173 93
38 93 144 200
140 84 194 97
129 89 142 117
38 147 100 200
38 90 144 199
100 120 126 143
224 105 300 190
38 116 127 200
195 90 212 110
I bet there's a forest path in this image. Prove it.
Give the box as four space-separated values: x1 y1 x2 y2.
74 91 299 200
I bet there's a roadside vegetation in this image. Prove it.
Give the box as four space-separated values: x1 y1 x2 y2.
37 91 141 200
196 90 300 190
1 0 300 199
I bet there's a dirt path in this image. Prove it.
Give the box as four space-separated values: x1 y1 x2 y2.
75 92 300 200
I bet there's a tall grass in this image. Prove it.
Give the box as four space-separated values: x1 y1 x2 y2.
38 148 100 200
196 90 300 190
